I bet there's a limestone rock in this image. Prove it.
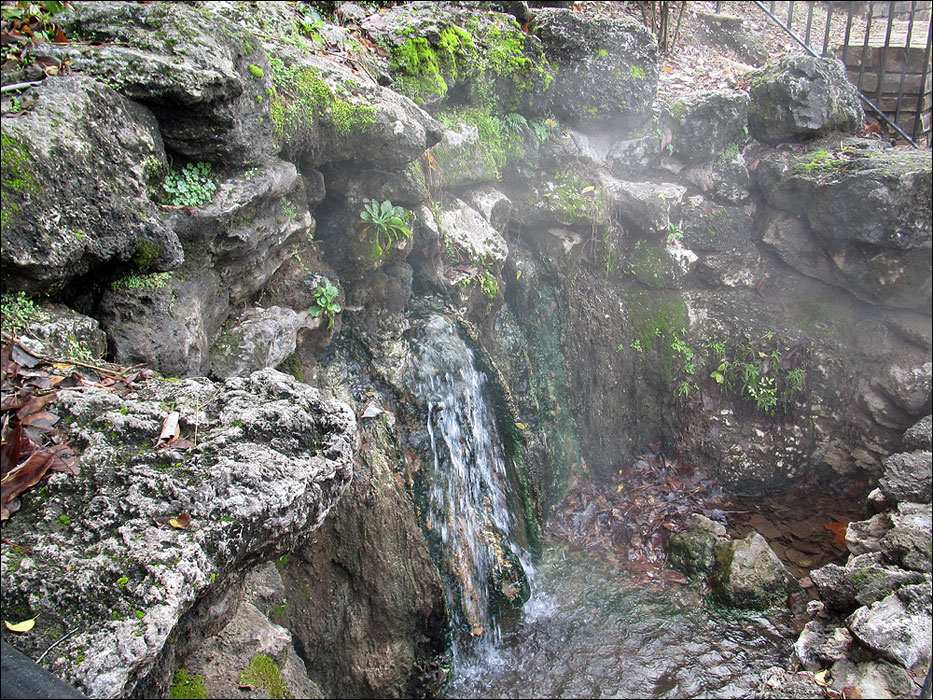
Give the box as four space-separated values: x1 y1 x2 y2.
879 452 933 505
437 197 509 270
430 123 499 189
846 513 893 557
746 55 863 143
1 75 181 294
847 582 932 671
532 8 657 130
872 363 933 418
829 658 917 699
15 304 108 361
605 130 664 178
209 306 311 380
904 415 933 451
756 143 932 309
810 552 926 613
266 50 442 169
0 369 356 698
794 620 854 670
98 159 312 378
694 245 762 289
184 600 323 700
601 176 686 235
680 196 754 253
880 502 933 573
667 513 728 580
51 2 276 166
667 90 749 165
362 2 551 114
712 531 798 609
682 150 752 203
468 187 513 234
277 356 449 698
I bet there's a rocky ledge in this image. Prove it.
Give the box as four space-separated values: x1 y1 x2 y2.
1 367 357 698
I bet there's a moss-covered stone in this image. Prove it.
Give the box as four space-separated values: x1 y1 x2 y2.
368 4 552 114
169 669 207 700
240 654 289 699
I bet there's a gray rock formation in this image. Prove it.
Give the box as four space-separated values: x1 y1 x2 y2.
1 75 182 293
0 369 356 698
532 8 658 129
711 531 799 610
667 90 749 164
54 1 277 166
746 55 864 142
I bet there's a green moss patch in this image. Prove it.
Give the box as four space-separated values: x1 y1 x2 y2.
268 58 376 150
241 654 289 699
169 669 206 700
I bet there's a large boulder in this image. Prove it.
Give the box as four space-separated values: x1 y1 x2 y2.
879 452 933 505
668 514 729 580
362 2 552 114
53 1 277 166
277 351 450 698
746 55 864 143
532 8 658 130
667 90 749 164
810 552 927 613
1 75 182 294
268 52 443 168
209 306 313 381
0 369 357 698
712 532 799 609
756 141 932 310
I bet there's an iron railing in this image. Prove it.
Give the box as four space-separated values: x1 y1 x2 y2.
714 1 933 147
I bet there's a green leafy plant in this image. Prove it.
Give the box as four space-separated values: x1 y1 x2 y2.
1 291 46 333
161 162 217 207
358 199 412 259
308 278 341 329
477 270 500 300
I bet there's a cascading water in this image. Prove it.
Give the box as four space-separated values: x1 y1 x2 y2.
406 313 533 660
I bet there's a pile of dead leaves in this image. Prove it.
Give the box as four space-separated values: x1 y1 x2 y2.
1 0 72 93
546 444 725 583
0 333 153 521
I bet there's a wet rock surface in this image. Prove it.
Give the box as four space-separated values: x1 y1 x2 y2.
0 369 356 698
2 1 931 697
789 417 933 698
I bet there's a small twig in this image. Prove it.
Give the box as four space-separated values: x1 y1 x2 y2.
1 80 44 94
1 537 33 552
36 625 81 664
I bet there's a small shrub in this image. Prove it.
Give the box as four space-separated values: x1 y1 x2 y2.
161 162 217 207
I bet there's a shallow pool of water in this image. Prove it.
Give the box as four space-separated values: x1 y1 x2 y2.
444 544 797 699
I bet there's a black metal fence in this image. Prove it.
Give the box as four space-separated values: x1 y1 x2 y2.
715 1 933 147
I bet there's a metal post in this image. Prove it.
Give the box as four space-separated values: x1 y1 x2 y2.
893 1 917 129
842 3 855 65
787 1 794 29
856 2 876 94
804 2 814 47
911 17 932 142
822 6 834 57
875 2 896 105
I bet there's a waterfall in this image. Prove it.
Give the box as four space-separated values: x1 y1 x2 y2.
407 313 533 658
